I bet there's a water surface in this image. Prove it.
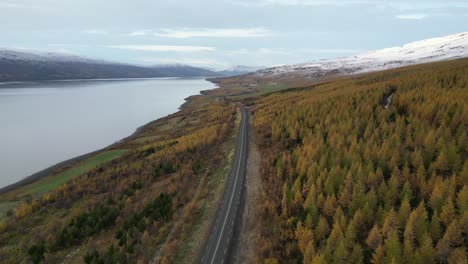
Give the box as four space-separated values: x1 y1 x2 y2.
0 78 214 188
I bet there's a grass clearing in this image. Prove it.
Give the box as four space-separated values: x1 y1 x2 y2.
229 83 288 99
0 200 19 220
3 150 126 202
0 149 126 219
21 150 126 198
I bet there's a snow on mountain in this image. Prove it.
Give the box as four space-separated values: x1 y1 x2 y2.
0 50 221 81
224 65 265 72
255 32 468 77
219 65 265 76
0 49 110 64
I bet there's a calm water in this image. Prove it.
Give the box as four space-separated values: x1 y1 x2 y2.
0 78 215 188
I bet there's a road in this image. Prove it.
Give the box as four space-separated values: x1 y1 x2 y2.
200 104 248 264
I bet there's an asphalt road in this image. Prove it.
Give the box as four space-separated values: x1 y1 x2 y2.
200 104 248 264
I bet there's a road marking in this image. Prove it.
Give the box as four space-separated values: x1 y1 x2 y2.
208 108 246 264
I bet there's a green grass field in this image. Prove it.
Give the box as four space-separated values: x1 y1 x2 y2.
0 150 126 219
20 150 126 197
229 83 288 99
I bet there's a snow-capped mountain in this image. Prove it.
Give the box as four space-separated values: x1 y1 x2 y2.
219 65 266 76
0 49 221 82
254 32 468 78
0 49 109 64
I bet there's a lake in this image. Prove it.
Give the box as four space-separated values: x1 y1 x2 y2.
0 78 215 188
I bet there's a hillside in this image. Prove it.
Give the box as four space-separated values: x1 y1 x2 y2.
0 34 467 263
0 50 222 82
0 94 239 263
212 32 468 92
1 56 465 264
254 32 468 78
249 58 467 263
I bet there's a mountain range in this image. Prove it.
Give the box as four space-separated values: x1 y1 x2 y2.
2 32 467 83
0 50 257 82
250 32 468 79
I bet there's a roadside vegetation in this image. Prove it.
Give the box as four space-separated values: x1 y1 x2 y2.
251 59 467 263
0 150 126 220
0 100 237 263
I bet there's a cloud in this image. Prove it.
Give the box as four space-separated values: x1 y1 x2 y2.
48 43 91 48
0 2 41 9
131 27 273 38
226 48 290 56
82 29 109 35
107 45 216 52
228 48 363 56
128 30 151 36
395 13 428 20
229 0 468 9
137 57 229 68
229 0 376 7
299 48 366 53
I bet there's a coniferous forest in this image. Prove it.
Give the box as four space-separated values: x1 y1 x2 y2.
252 59 467 263
0 57 466 264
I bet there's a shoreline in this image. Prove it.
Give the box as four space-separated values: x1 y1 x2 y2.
0 76 222 86
0 78 220 195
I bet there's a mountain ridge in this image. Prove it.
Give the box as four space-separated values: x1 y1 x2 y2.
252 32 468 78
0 49 223 82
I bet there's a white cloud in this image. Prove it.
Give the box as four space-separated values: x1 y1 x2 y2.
228 47 362 56
299 48 366 53
258 48 290 55
226 48 290 56
129 30 151 36
395 13 428 20
0 2 39 9
152 27 273 38
229 0 468 9
82 29 109 35
138 57 229 68
229 0 376 7
107 45 216 52
48 43 91 48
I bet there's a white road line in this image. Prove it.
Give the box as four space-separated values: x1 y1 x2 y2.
209 108 246 264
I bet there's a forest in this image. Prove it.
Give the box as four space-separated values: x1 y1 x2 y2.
251 59 467 263
0 101 238 263
0 57 466 264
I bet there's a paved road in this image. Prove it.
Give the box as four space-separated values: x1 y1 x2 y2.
200 104 248 264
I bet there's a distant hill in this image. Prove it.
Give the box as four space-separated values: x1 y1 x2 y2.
218 65 265 76
252 32 468 79
0 50 222 82
150 64 223 78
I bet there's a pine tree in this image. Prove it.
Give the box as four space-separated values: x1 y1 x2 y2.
429 213 442 241
398 198 412 229
371 245 385 264
443 221 463 247
366 224 383 251
414 235 436 264
381 209 398 238
439 199 456 227
456 186 468 213
383 230 402 264
447 247 466 264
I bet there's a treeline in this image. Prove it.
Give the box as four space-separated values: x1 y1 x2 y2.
252 59 467 263
0 102 237 263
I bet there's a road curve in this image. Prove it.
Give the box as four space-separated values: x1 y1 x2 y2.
200 104 248 264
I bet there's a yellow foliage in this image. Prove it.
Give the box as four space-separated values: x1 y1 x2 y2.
14 202 33 219
0 220 6 233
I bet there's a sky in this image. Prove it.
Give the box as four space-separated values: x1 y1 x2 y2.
1 0 467 69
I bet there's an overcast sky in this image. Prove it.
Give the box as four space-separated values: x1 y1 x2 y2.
1 0 467 69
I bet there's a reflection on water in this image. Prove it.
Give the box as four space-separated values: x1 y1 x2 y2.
0 78 214 188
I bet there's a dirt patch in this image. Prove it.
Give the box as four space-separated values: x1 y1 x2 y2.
230 111 261 264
